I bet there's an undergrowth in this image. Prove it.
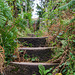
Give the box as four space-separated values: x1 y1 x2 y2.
0 0 75 75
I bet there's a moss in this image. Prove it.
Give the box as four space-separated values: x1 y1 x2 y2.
10 66 19 72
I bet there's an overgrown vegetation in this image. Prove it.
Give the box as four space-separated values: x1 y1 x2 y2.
0 0 75 75
38 0 75 75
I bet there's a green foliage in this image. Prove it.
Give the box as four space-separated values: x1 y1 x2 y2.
14 13 27 29
21 41 32 47
37 4 45 18
34 30 44 37
38 65 52 75
0 0 74 75
24 54 28 59
59 0 75 10
0 0 33 62
70 18 75 23
32 74 36 75
38 0 75 75
0 0 18 62
0 0 12 27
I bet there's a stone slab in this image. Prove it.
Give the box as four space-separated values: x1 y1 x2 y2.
4 62 59 75
18 47 55 62
18 37 48 47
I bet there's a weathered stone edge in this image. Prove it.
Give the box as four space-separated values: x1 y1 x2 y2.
18 37 48 39
18 47 56 50
10 62 59 66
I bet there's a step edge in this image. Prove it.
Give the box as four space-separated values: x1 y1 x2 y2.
10 62 59 66
18 47 56 50
18 37 48 39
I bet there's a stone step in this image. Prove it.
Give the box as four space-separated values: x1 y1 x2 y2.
27 33 36 37
18 47 55 62
18 37 48 47
5 62 59 75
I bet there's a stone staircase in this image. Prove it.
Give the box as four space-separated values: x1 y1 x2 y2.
5 37 59 75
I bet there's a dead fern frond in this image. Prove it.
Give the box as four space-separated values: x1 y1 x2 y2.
0 46 5 74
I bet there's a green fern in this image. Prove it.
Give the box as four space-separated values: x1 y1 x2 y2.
0 0 12 27
70 18 75 23
59 0 75 10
